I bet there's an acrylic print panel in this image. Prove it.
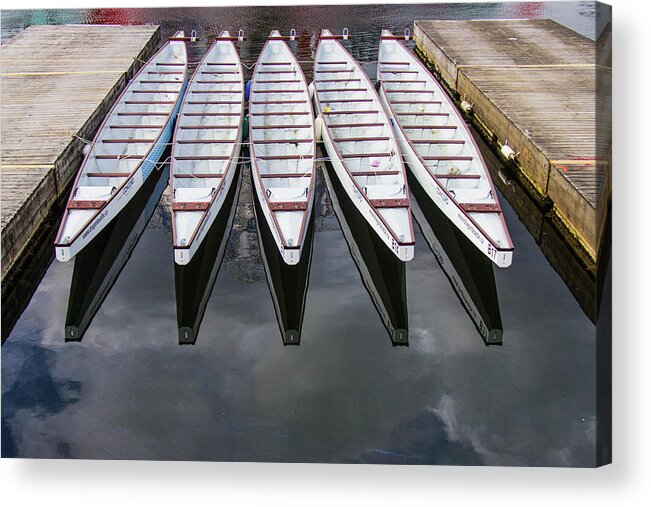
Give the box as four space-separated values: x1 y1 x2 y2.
1 1 611 467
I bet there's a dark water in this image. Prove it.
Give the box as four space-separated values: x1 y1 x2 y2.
2 4 598 466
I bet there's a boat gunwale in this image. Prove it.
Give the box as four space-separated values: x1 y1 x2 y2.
171 30 245 252
314 29 415 248
378 31 514 252
54 31 188 248
249 30 317 254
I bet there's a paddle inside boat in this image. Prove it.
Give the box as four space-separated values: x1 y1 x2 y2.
249 30 316 266
171 30 245 265
54 31 188 262
377 29 514 268
313 29 415 262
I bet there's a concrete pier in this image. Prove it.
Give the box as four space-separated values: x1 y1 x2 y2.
413 19 611 263
1 24 161 282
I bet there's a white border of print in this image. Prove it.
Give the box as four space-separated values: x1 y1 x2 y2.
1 0 650 506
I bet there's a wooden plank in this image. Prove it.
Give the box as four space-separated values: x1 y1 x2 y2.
460 203 501 213
413 18 610 260
173 173 223 178
321 99 374 103
256 154 313 160
253 139 313 144
402 125 457 129
434 173 481 179
172 201 211 211
260 172 311 178
421 155 473 161
269 201 308 211
178 125 238 130
323 109 379 114
1 24 160 280
351 170 400 176
94 154 145 159
251 124 311 129
86 172 131 177
369 198 410 208
174 155 230 160
335 136 391 142
327 123 384 128
176 139 235 144
341 152 391 159
411 135 464 143
67 200 106 210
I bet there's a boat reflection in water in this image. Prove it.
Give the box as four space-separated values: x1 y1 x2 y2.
175 166 242 345
65 164 170 342
253 171 314 346
408 172 503 345
322 161 409 346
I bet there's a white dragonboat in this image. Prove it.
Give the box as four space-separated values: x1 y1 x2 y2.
313 29 415 262
55 31 189 262
249 30 316 265
171 30 245 265
377 29 514 267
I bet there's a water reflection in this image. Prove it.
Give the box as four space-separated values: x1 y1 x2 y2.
175 166 242 345
65 164 169 342
409 172 503 345
322 159 409 346
253 168 314 346
1 4 600 466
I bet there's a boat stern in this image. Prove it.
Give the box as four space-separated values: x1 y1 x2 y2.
283 329 301 345
178 326 197 345
174 247 193 266
282 246 302 265
494 249 513 268
64 325 82 342
391 327 409 346
397 243 415 262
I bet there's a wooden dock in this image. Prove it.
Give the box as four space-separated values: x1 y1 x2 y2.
1 24 161 281
413 19 611 262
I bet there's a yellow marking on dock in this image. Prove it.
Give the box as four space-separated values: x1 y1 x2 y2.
2 70 135 77
457 63 605 69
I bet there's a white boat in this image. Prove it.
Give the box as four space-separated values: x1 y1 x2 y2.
55 31 189 262
249 30 316 265
377 30 514 267
313 29 415 262
171 31 245 265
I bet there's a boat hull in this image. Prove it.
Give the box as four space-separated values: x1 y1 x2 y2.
379 89 511 267
56 77 188 263
250 169 312 266
318 118 414 262
173 135 242 266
